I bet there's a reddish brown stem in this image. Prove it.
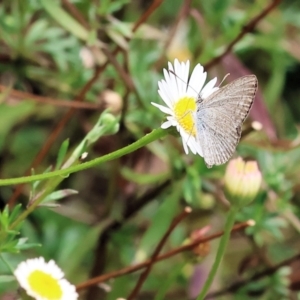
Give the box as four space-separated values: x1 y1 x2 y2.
204 0 282 70
0 85 99 110
76 219 254 292
127 207 192 300
132 0 164 33
61 0 90 29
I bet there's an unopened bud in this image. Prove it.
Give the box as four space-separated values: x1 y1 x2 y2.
183 226 211 263
100 112 119 136
224 157 262 209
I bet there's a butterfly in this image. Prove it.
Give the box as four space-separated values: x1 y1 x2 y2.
194 75 258 168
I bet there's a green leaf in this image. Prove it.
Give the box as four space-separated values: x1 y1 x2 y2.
134 182 182 262
155 261 185 300
42 189 78 203
0 275 16 283
8 204 23 223
16 242 41 250
0 206 10 228
39 0 89 41
24 19 49 50
5 230 20 236
64 223 105 276
56 139 69 170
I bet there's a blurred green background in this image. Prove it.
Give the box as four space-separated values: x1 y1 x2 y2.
1 0 300 299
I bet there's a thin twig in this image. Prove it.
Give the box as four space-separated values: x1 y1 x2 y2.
127 207 192 300
101 47 135 91
76 219 254 291
205 253 300 299
61 0 90 29
204 0 282 70
132 0 164 33
0 85 99 110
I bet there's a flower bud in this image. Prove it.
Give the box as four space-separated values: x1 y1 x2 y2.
100 112 119 136
224 157 262 208
183 226 211 263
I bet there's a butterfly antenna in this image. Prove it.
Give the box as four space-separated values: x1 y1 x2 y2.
169 69 199 96
218 73 230 88
168 69 198 144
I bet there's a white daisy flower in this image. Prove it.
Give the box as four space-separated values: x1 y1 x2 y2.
14 257 78 300
152 59 218 156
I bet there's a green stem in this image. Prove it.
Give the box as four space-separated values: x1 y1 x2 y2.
0 128 168 186
10 176 63 230
196 206 239 300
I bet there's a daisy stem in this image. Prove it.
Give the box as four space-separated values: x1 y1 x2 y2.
0 128 168 187
196 206 239 300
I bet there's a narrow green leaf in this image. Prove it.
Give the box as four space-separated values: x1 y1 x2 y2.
0 206 10 228
56 139 69 170
16 243 41 250
0 275 15 283
39 0 89 41
5 230 19 236
134 182 182 262
8 204 22 223
42 189 78 203
64 223 105 275
24 19 49 49
155 261 185 300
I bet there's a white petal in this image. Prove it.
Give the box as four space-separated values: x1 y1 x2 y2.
166 116 178 126
185 135 197 155
187 141 197 154
168 61 175 73
190 137 203 156
179 130 192 154
151 102 173 115
201 77 218 98
181 60 190 94
159 79 176 106
206 86 219 97
163 69 177 103
161 120 172 129
188 64 206 98
174 59 188 98
158 84 172 108
182 135 189 154
173 59 182 96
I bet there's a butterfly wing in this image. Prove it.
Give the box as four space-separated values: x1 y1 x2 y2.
195 75 258 168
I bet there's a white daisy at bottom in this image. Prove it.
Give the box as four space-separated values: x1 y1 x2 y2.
14 257 78 300
151 59 218 156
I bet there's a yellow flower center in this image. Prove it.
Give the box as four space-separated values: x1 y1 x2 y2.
28 270 63 299
173 96 196 136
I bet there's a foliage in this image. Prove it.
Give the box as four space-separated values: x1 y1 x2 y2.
0 0 300 299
